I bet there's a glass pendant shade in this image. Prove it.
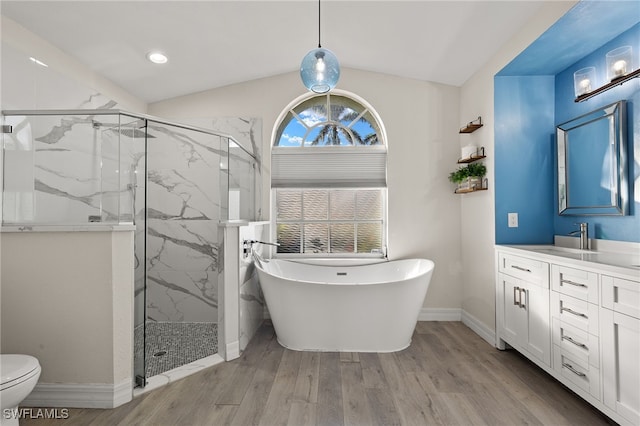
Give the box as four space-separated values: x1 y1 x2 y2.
300 48 340 93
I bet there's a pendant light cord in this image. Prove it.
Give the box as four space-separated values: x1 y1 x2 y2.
317 0 322 48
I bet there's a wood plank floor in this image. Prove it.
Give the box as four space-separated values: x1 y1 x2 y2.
22 321 615 426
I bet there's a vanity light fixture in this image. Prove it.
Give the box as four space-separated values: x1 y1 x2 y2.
575 45 638 103
573 67 595 97
146 51 168 64
606 46 632 81
300 0 340 93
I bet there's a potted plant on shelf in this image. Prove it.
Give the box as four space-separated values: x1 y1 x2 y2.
449 163 486 192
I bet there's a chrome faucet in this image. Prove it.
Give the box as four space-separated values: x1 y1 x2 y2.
242 239 280 258
569 222 589 250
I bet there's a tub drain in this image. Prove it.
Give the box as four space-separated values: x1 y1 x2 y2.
153 350 167 357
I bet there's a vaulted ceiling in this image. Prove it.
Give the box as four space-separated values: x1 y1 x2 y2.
2 1 550 103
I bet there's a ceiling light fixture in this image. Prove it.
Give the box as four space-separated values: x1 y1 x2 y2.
300 0 340 93
147 52 168 64
29 57 48 67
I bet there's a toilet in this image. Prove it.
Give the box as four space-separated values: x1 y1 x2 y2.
0 355 41 426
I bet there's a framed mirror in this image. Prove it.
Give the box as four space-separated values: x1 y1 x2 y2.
557 100 628 216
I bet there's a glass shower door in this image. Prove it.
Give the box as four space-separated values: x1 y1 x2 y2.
124 117 148 388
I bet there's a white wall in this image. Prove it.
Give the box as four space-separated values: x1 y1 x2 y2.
459 1 577 330
0 230 133 405
1 15 146 112
150 69 464 311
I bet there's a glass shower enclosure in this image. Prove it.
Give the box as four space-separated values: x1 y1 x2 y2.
1 109 258 387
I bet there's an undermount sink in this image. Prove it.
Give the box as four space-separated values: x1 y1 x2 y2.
528 245 596 254
514 244 640 270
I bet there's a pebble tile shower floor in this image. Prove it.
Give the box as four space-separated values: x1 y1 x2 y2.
135 322 218 378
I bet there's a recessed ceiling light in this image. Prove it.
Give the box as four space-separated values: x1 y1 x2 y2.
147 52 168 64
29 57 48 67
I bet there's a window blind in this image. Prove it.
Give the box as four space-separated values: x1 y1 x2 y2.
271 147 387 188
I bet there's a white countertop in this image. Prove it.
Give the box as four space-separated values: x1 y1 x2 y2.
498 243 640 280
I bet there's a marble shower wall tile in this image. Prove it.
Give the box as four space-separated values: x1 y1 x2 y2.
146 269 218 322
217 117 263 221
146 167 221 220
164 117 263 221
238 222 270 350
2 113 125 224
142 122 224 323
146 220 219 274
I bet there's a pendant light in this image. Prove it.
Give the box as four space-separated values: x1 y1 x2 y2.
300 0 340 93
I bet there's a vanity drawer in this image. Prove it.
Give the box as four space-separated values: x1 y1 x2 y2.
551 264 598 304
551 291 599 335
498 253 549 288
554 345 601 400
601 275 640 319
552 318 599 368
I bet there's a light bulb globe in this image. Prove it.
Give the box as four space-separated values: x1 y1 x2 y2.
300 48 340 93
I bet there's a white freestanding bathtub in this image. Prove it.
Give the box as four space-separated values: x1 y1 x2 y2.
255 258 435 352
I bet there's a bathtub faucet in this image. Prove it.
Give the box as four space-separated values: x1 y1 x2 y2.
242 239 280 258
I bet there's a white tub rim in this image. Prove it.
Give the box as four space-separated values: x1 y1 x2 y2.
255 257 435 286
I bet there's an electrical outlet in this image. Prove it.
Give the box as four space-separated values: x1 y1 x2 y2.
508 212 518 228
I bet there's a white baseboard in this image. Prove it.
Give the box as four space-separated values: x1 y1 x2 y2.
225 341 240 361
23 379 132 409
418 308 496 347
418 308 462 321
461 310 496 347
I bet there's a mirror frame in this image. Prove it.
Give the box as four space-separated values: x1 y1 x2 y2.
556 100 628 216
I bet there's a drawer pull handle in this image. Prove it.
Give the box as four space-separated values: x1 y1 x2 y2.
562 335 588 350
561 279 587 288
561 307 588 319
511 265 531 273
562 362 586 378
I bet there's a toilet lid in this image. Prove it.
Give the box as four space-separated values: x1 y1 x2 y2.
0 354 40 385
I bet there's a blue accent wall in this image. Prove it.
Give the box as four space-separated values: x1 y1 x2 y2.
495 14 640 244
554 23 640 242
495 76 556 244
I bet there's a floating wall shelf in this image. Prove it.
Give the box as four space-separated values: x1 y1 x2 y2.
454 187 488 194
459 116 483 133
457 155 486 164
575 68 640 102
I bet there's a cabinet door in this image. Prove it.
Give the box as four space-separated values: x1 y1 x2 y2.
498 273 525 347
522 282 551 366
498 274 551 366
601 308 640 425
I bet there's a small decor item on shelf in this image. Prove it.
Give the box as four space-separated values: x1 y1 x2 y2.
449 163 487 193
458 146 486 163
459 117 483 133
461 144 477 160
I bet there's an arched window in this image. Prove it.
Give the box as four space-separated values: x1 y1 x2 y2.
272 92 387 256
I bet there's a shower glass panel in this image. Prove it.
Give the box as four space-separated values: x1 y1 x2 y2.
1 110 249 387
141 119 221 378
223 137 258 220
128 117 148 387
1 112 129 225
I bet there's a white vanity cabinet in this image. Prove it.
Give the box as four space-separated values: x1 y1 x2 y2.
600 275 640 425
495 245 640 426
496 252 551 367
550 264 601 400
